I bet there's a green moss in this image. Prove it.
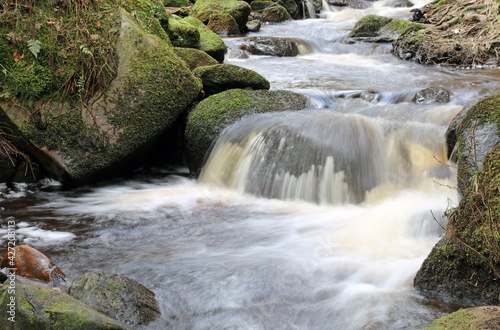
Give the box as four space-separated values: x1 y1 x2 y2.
262 5 292 22
166 14 201 48
163 0 191 6
191 0 251 29
458 94 500 134
424 309 478 329
383 18 426 35
250 1 275 12
435 0 457 6
174 47 219 70
184 16 227 62
107 281 123 293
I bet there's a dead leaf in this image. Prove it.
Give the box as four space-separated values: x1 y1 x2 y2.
13 52 23 61
90 34 100 41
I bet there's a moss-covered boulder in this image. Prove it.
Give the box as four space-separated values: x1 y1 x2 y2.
425 307 500 329
163 0 191 6
194 64 270 96
239 36 299 57
0 285 132 329
174 47 219 71
251 0 276 12
191 0 252 32
262 5 292 23
414 144 500 306
184 16 228 62
207 12 241 36
277 0 299 18
184 89 313 174
166 14 201 48
69 271 160 326
344 15 426 44
0 5 202 186
453 94 500 192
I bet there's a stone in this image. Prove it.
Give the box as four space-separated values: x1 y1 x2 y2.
167 14 201 48
207 12 241 36
69 271 160 326
262 5 292 23
193 64 270 96
191 0 252 32
412 87 451 104
344 14 426 44
0 284 132 329
184 16 228 62
239 36 299 57
174 47 219 71
184 89 313 175
246 19 262 32
0 245 66 284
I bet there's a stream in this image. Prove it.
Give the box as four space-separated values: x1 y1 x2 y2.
2 0 500 329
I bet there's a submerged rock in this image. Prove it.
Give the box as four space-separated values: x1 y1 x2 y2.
345 14 425 44
239 36 299 57
0 284 132 329
412 87 451 104
184 89 313 175
69 271 160 326
194 64 270 96
0 245 66 284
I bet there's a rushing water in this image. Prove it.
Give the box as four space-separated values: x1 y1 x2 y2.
2 1 500 329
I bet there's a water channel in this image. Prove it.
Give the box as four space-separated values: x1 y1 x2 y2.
2 0 500 328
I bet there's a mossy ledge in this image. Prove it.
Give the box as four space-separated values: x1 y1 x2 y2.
184 89 313 175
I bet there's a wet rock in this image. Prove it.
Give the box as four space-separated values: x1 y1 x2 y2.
412 87 451 104
0 284 132 329
194 64 270 96
250 0 275 13
0 245 66 284
262 5 292 23
415 145 500 306
276 0 300 18
69 271 160 327
345 14 426 44
444 100 475 160
207 12 241 36
239 36 299 57
184 89 313 175
246 19 262 32
174 47 219 71
184 16 228 62
384 0 413 7
454 94 500 192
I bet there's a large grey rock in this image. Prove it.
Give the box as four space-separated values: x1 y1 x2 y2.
239 36 299 57
184 89 313 175
0 284 132 329
69 271 160 327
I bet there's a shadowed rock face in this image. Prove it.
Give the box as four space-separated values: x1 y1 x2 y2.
69 271 161 326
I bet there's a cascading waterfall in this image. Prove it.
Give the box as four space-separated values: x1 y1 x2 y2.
302 0 317 19
200 105 455 206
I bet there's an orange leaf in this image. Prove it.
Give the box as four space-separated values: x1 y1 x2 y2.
13 52 23 61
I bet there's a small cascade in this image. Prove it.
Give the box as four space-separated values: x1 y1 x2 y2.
200 106 452 205
303 0 317 18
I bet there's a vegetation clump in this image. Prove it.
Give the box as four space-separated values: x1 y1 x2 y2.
393 0 500 66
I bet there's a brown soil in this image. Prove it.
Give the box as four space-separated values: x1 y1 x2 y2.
393 0 500 66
